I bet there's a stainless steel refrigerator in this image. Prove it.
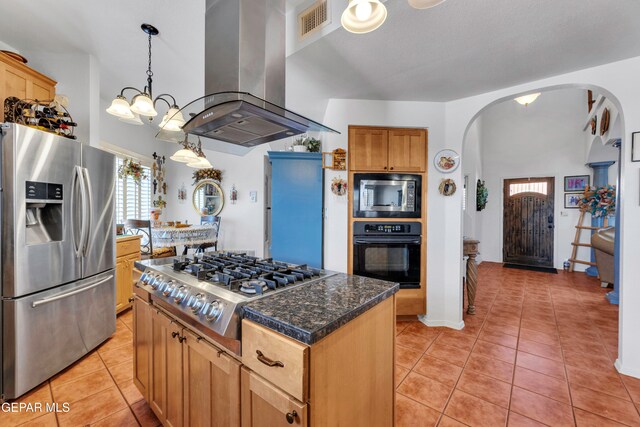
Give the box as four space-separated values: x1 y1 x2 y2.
0 123 116 399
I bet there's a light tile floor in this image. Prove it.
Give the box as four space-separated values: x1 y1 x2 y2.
395 262 640 427
3 262 640 426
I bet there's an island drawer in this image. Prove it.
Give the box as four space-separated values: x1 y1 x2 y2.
242 320 309 402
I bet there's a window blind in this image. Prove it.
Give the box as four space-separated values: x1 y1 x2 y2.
115 157 152 224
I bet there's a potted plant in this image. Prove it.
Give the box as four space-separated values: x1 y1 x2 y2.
305 137 321 153
292 137 308 152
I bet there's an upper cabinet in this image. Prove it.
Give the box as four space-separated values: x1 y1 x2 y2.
0 52 57 122
348 126 427 172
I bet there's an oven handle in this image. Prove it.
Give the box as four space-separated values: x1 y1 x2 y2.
354 238 421 245
32 275 113 308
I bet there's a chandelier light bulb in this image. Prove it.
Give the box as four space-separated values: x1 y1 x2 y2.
355 1 372 20
130 93 158 117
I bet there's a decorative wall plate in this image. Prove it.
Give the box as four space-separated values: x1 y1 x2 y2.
439 179 457 196
434 149 460 173
331 177 348 196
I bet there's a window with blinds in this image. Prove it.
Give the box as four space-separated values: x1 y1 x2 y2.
115 157 152 224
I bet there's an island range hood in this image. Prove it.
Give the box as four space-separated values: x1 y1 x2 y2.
157 0 338 152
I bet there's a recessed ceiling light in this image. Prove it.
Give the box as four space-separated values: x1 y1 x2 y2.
514 93 541 106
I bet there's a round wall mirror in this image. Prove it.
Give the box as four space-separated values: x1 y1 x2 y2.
193 180 224 216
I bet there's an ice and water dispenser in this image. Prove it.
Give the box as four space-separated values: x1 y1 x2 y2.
25 181 63 244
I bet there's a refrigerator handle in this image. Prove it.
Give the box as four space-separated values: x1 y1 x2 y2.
72 166 88 258
31 274 113 308
82 168 93 257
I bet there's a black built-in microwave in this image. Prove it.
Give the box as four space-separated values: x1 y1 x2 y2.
353 173 421 218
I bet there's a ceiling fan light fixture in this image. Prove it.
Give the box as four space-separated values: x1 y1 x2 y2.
515 93 541 106
341 0 387 34
408 0 447 9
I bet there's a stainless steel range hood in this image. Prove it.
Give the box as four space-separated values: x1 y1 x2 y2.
157 0 338 153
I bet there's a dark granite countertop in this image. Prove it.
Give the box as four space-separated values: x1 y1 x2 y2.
242 274 399 345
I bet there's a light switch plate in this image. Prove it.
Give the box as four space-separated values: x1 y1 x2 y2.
249 191 258 203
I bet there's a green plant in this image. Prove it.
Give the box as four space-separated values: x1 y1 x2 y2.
293 137 306 146
305 137 321 152
476 179 488 211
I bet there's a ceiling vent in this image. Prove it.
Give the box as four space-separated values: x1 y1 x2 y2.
299 0 329 38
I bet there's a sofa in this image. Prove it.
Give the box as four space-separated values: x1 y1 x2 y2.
591 227 615 286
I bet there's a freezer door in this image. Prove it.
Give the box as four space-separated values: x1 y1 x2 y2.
2 269 116 399
81 144 116 278
1 124 82 297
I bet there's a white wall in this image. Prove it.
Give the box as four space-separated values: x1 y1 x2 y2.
320 98 446 273
14 52 101 146
442 56 640 378
163 144 268 256
476 89 592 271
462 118 483 245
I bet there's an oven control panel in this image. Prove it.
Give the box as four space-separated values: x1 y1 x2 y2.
364 224 409 233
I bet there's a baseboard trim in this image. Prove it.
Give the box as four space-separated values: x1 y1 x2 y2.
419 316 465 330
615 359 640 379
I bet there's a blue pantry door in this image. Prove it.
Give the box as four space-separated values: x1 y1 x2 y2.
268 152 323 268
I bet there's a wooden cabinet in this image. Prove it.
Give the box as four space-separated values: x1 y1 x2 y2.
241 296 395 427
151 309 184 427
348 126 427 172
348 128 388 171
133 295 152 401
144 307 241 427
183 329 241 427
116 236 141 313
241 368 308 427
0 52 56 122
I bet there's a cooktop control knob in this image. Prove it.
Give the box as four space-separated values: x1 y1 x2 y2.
162 281 176 297
149 274 162 289
189 293 206 314
204 300 224 322
174 286 188 304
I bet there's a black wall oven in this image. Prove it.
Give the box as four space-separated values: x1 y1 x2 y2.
353 173 421 218
352 222 421 289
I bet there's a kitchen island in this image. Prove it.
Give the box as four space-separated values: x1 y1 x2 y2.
133 257 398 427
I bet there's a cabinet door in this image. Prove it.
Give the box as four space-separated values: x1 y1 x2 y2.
115 258 129 312
150 309 184 427
241 368 308 427
133 295 152 400
349 128 388 171
388 129 427 172
183 330 241 427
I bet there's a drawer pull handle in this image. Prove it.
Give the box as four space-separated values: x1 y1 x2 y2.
171 331 179 339
286 410 297 424
178 336 187 343
256 350 284 368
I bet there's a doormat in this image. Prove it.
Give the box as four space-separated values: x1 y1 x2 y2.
503 263 558 274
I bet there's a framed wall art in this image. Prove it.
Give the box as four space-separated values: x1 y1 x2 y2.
564 175 590 192
564 193 582 209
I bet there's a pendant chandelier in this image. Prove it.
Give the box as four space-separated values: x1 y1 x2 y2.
341 0 447 34
106 24 186 131
170 136 212 169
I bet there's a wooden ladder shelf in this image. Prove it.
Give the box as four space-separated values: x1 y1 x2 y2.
568 210 608 272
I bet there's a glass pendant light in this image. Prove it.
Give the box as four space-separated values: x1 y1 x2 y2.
119 112 144 125
106 96 134 119
130 93 158 117
515 93 541 106
341 0 387 34
186 157 213 169
159 107 186 131
170 148 198 163
408 0 447 9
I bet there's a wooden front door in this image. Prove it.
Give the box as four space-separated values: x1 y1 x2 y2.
503 177 555 267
